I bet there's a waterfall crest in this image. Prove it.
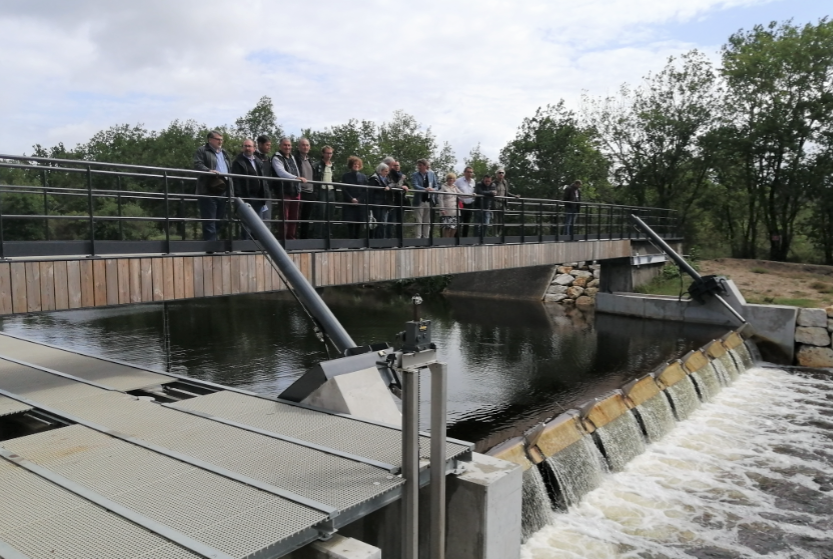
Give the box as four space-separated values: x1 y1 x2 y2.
545 436 608 508
635 394 676 443
665 376 700 420
593 412 646 472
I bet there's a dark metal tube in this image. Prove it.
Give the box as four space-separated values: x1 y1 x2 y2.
402 368 419 559
429 362 447 559
630 214 701 281
234 198 357 354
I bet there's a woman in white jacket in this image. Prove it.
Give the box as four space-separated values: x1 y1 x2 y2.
438 172 462 238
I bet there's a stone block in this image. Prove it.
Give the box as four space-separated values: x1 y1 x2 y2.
562 298 575 306
826 306 833 318
575 296 594 307
794 326 830 346
584 287 599 297
556 266 573 274
566 286 585 299
552 274 574 286
547 285 568 295
572 277 589 288
796 345 833 368
593 269 601 279
588 279 600 288
571 270 593 278
797 307 827 327
544 294 567 303
828 318 833 332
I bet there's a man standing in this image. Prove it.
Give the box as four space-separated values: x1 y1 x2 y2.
193 130 232 242
293 138 316 239
411 159 439 239
312 145 335 238
272 138 307 241
474 174 496 237
454 166 476 237
563 180 582 237
231 139 267 238
383 157 409 239
492 168 519 235
254 135 273 222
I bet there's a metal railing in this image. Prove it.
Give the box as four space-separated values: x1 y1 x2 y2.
0 154 681 258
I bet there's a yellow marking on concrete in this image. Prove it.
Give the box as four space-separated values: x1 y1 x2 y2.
682 350 710 374
705 340 727 359
722 331 743 350
582 393 630 431
656 361 688 389
536 415 585 458
622 375 661 408
489 438 533 470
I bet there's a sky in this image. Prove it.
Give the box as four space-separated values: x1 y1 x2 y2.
0 0 829 165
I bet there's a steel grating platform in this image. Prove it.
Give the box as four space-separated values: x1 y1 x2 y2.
0 333 473 558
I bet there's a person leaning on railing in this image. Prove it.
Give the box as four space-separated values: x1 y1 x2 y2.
492 168 519 236
231 138 269 239
271 138 308 241
411 158 439 239
383 158 409 239
311 145 336 238
367 163 391 240
193 130 233 242
438 172 462 238
341 156 368 240
475 174 496 237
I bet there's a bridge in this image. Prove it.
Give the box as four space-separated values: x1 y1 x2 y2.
0 155 679 315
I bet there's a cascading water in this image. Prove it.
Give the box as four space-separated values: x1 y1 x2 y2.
717 352 739 381
743 339 761 364
521 467 554 540
593 412 646 472
522 367 833 559
691 365 721 401
545 436 608 509
664 376 700 420
728 347 747 374
634 394 676 443
709 359 730 386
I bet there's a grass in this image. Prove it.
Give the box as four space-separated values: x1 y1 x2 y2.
750 267 769 274
745 295 821 308
634 274 694 297
810 281 833 294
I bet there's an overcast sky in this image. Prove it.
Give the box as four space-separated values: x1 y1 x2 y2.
0 0 828 164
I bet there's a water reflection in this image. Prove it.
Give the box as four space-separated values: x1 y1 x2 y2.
0 289 726 449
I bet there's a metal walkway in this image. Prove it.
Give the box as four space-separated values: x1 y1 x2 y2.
0 333 472 559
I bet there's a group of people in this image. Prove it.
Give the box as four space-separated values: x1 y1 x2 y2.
193 131 583 242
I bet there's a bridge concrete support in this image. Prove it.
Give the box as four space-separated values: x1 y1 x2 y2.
444 264 556 300
598 240 681 293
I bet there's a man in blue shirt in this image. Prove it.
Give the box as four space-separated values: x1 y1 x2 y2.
410 158 439 239
193 130 232 242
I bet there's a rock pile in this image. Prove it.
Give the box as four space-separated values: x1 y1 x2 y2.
795 307 833 367
543 262 601 307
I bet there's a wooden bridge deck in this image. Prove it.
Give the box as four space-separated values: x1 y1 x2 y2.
0 240 630 315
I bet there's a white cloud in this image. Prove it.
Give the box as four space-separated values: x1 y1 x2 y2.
0 0 791 163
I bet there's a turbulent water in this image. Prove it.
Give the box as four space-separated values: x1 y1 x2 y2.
665 377 700 421
594 413 646 473
546 436 609 509
522 467 554 541
635 395 677 444
522 367 833 559
690 367 721 402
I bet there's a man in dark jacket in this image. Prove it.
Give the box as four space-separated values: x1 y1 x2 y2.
254 135 273 222
231 139 267 239
411 159 439 239
312 146 335 238
293 138 316 239
474 175 496 237
271 138 307 241
193 130 232 241
563 180 582 237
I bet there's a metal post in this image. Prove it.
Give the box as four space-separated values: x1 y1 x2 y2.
401 367 420 559
178 180 186 240
0 187 5 260
583 204 589 241
428 362 447 559
226 179 234 252
163 171 171 254
117 176 124 240
364 187 370 248
398 195 404 247
324 190 331 251
87 165 96 257
538 202 543 242
41 170 49 241
520 199 525 241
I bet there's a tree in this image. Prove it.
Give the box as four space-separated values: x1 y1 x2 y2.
500 101 609 200
464 144 499 179
720 18 833 261
234 96 284 142
377 110 455 176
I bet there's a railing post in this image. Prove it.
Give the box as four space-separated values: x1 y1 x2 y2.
41 170 49 241
117 175 124 241
163 171 171 254
87 165 96 257
583 204 589 241
429 194 434 246
538 202 543 242
324 189 332 251
401 367 419 559
520 199 525 241
501 198 506 244
429 361 447 559
178 180 186 240
0 186 5 260
364 186 370 248
226 178 234 252
398 194 404 247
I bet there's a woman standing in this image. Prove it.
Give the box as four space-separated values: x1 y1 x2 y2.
341 156 368 239
367 163 391 239
438 172 462 238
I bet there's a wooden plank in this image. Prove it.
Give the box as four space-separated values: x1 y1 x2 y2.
0 263 11 315
220 256 231 295
192 257 204 298
140 258 153 302
10 262 26 314
92 259 106 307
115 259 129 305
24 262 41 312
230 255 241 295
173 257 185 300
162 257 174 301
213 256 224 296
248 254 257 292
203 256 214 297
78 260 93 308
255 255 265 292
53 261 68 310
129 259 141 303
104 259 118 306
272 260 282 291
39 261 56 312
66 260 81 309
183 258 194 299
151 258 164 301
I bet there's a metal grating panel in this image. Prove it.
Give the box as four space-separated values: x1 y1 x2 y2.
0 362 103 405
4 426 327 557
0 459 200 559
0 395 30 417
0 335 168 391
172 390 472 467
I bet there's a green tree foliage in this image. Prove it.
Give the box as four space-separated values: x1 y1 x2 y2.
500 101 609 200
463 144 499 180
234 96 284 143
